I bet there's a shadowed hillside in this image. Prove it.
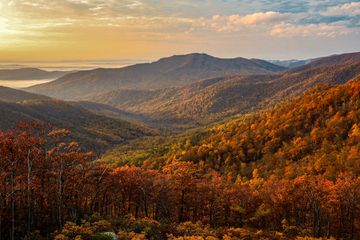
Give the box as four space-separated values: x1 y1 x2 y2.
0 87 154 152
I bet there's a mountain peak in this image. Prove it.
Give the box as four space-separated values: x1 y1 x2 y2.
155 53 215 64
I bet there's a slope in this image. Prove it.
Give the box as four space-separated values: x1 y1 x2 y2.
171 79 360 177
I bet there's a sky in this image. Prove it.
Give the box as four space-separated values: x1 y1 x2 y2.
0 0 359 62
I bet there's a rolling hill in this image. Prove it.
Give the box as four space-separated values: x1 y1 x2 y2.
0 68 70 80
0 87 153 153
86 52 360 126
26 53 286 99
0 86 50 102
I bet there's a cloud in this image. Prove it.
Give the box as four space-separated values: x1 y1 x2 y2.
1 0 193 33
193 11 293 32
235 11 291 25
1 0 360 61
0 17 13 34
270 22 357 37
322 2 360 16
190 2 360 37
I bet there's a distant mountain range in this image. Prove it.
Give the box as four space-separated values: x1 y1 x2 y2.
26 53 286 99
2 51 359 137
0 68 71 80
83 52 360 126
0 86 153 152
269 59 312 68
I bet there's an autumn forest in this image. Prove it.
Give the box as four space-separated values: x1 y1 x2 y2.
1 2 360 237
0 75 359 240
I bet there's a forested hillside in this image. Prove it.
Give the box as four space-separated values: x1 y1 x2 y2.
0 99 153 153
162 79 360 178
1 80 359 240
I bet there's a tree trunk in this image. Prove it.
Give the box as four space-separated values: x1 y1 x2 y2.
0 154 3 240
179 190 185 223
58 158 64 228
27 149 33 238
10 159 15 240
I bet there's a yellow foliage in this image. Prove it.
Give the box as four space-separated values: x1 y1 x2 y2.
117 230 129 240
168 236 206 240
295 237 336 240
176 221 215 237
61 221 94 238
54 234 69 240
92 220 113 232
128 232 146 240
117 231 147 240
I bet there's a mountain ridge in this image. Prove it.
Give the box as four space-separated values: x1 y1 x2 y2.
26 53 286 99
85 52 360 126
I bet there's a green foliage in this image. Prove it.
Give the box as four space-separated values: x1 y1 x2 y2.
100 136 176 167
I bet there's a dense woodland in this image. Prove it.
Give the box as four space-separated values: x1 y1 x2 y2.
0 79 359 240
